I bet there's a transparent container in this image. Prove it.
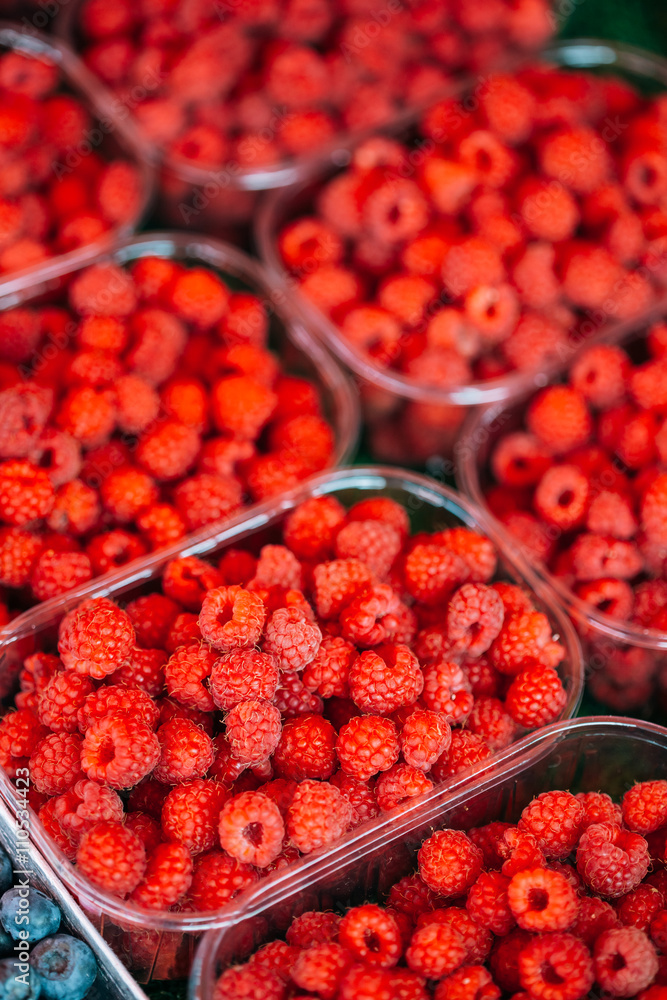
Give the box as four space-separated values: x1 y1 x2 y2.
0 230 358 619
257 39 667 466
457 312 667 715
189 715 667 999
0 24 154 302
0 795 148 1000
0 466 582 982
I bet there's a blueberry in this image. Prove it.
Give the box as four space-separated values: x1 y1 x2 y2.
30 936 96 1000
0 852 12 895
0 891 60 944
0 957 41 999
0 927 14 958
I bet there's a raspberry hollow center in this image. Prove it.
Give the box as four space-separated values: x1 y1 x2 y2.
542 962 564 985
96 736 116 767
557 489 574 508
363 930 381 953
243 822 264 847
611 952 627 972
528 887 549 912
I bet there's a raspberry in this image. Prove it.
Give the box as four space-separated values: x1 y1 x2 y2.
273 715 337 782
489 612 558 676
0 527 42 587
287 779 352 854
218 791 284 868
577 823 650 898
137 420 201 482
404 544 467 605
527 387 592 455
446 583 504 656
534 465 589 531
340 585 410 648
0 386 50 462
518 932 594 1000
406 921 467 979
313 559 375 620
571 345 630 410
127 308 186 385
199 586 266 651
47 479 99 536
375 763 433 811
432 729 493 782
418 908 492 964
263 607 321 672
418 830 483 896
225 700 282 765
211 375 276 440
434 965 500 1000
135 501 188 551
77 685 160 732
467 871 515 935
438 529 497 584
505 664 567 728
81 715 160 789
330 772 379 828
153 718 214 784
623 782 667 834
0 459 54 525
467 697 516 749
58 598 135 680
348 644 423 715
594 928 659 997
287 911 342 948
249 940 299 980
283 496 346 561
274 670 323 718
130 841 193 910
56 386 116 450
518 178 579 242
400 709 451 771
421 660 474 723
617 885 663 930
337 964 394 1000
29 549 92 601
250 546 301 591
339 904 401 968
347 498 410 539
162 778 229 855
113 647 167 698
213 965 285 1000
165 643 218 713
99 466 157 523
0 708 49 778
174 473 242 531
571 896 621 947
520 792 583 860
37 671 95 733
507 867 579 932
442 237 504 298
85 530 146 576
336 715 400 781
208 649 278 713
586 492 637 541
77 821 146 896
640 474 667 550
576 792 622 829
29 732 83 795
53 779 124 846
124 812 162 854
163 556 222 611
302 636 354 699
335 520 402 580
291 942 353 999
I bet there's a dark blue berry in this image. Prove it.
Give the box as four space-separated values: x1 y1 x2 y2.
0 891 59 944
0 852 12 895
0 956 41 998
30 935 96 1000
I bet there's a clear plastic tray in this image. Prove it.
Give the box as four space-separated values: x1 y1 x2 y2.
0 795 148 1000
457 311 667 714
189 715 667 999
257 40 667 464
0 24 154 302
0 230 358 619
0 466 583 981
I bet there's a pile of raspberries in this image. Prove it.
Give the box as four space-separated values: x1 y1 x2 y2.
0 495 568 913
0 42 144 276
213 780 667 1000
482 322 667 710
0 255 336 615
71 0 553 172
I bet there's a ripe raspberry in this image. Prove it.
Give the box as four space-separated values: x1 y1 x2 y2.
113 647 167 699
77 685 160 732
0 527 42 587
349 644 423 715
130 841 193 910
99 466 157 523
273 715 336 782
0 708 49 778
337 964 394 1000
166 613 202 653
594 927 659 997
577 823 650 898
335 520 402 580
571 896 621 947
211 375 276 440
161 778 228 855
249 939 299 980
170 267 229 327
29 732 83 795
467 871 515 936
347 498 410 539
165 643 218 713
622 781 667 833
571 345 630 409
53 779 124 846
85 531 147 577
30 549 93 602
616 885 663 930
330 772 379 829
421 660 474 723
123 812 163 854
400 709 451 771
340 585 409 648
162 556 223 611
213 965 284 1000
507 866 579 932
576 792 622 829
173 473 242 531
225 700 282 765
0 383 52 460
136 420 200 482
540 126 611 194
58 598 135 679
209 649 278 713
81 715 160 789
287 779 352 854
339 904 401 968
287 910 342 948
0 459 54 525
418 907 492 964
198 586 266 651
505 664 567 728
527 386 592 454
446 583 504 656
47 479 99 536
467 697 516 750
37 671 95 733
336 715 400 781
431 729 493 782
313 558 375 619
283 496 346 561
499 827 546 877
491 433 552 489
77 820 146 896
442 237 504 298
406 921 467 979
302 635 354 699
518 932 594 1000
534 465 590 531
403 544 467 605
250 545 302 591
520 792 584 860
434 964 500 1000
489 612 558 676
586 491 637 541
418 830 483 896
153 718 214 784
218 791 284 868
56 386 115 450
640 474 667 549
274 670 323 718
291 942 353 999
263 607 321 671
376 763 433 812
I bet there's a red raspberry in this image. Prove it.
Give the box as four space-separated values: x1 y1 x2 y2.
170 267 229 327
313 558 375 620
53 779 124 846
336 715 400 781
99 466 157 523
249 939 299 980
421 660 474 723
517 177 579 242
211 375 276 440
418 830 483 896
153 718 214 784
0 459 54 525
162 556 222 611
29 732 83 795
165 643 218 713
283 496 346 561
576 792 622 829
403 544 467 605
518 932 594 1000
571 345 630 409
287 779 352 854
0 708 49 778
467 697 516 750
218 791 285 868
489 612 558 676
198 586 266 651
302 636 354 699
491 433 552 488
446 583 504 656
77 685 160 732
432 729 493 782
418 907 492 964
81 715 160 789
586 492 637 541
113 374 160 436
213 965 284 1000
505 664 567 728
56 386 115 450
129 841 193 910
77 821 146 897
434 965 500 1000
594 927 659 997
499 828 546 877
274 670 323 718
337 964 394 1000
534 465 589 531
438 529 497 584
136 503 186 549
376 763 433 812
273 715 337 782
339 904 401 968
330 772 379 828
340 585 408 648
85 531 147 577
263 607 321 671
540 126 611 194
124 813 162 854
349 644 423 715
577 823 650 898
571 896 621 947
520 792 584 860
527 386 592 455
287 911 342 948
489 928 532 993
161 778 229 855
47 480 100 536
209 649 278 712
467 871 515 935
250 545 302 591
137 420 201 482
58 598 135 679
400 709 451 771
335 520 402 580
225 700 282 765
623 782 667 834
640 475 667 548
346 498 410 539
166 613 202 653
507 866 579 932
112 647 167 698
173 473 242 531
30 549 93 602
217 548 258 587
0 384 51 460
442 237 504 298
617 885 663 930
406 921 467 979
37 671 95 733
0 527 42 587
291 942 353 999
